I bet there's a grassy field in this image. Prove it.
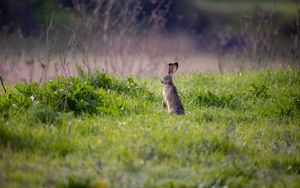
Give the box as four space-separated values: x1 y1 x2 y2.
0 70 299 188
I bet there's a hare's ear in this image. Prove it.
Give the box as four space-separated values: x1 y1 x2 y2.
168 62 178 74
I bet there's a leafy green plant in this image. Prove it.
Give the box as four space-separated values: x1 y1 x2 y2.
0 90 33 118
0 71 156 119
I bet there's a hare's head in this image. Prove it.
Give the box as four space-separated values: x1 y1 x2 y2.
161 62 178 85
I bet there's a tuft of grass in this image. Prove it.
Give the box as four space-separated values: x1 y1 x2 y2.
57 177 91 188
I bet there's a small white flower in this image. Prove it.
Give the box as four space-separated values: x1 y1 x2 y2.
118 122 126 126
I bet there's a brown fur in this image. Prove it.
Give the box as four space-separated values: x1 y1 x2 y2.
161 63 185 115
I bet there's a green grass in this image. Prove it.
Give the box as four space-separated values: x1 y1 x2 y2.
0 70 299 188
194 0 297 19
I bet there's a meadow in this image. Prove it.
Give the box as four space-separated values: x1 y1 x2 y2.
0 69 299 188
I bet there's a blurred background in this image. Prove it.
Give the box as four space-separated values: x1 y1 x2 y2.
0 0 299 82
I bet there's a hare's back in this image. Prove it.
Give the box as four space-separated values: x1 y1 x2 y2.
164 85 184 114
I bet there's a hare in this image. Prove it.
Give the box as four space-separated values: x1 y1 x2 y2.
161 62 185 115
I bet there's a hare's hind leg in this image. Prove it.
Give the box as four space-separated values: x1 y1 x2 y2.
162 100 167 108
